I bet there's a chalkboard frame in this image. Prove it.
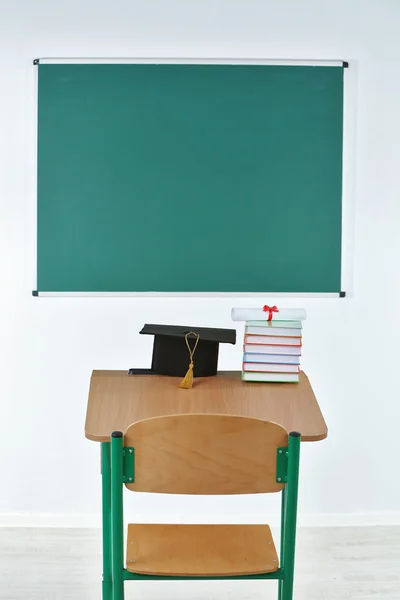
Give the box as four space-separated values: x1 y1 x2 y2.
33 58 353 298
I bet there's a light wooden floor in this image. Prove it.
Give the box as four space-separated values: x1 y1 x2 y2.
0 526 399 599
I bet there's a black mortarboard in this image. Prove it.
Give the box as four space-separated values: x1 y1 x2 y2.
139 324 236 379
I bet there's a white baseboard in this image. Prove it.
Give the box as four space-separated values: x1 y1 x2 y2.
297 512 400 527
0 513 102 528
0 512 400 528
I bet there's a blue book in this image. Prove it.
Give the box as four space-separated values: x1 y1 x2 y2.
243 353 300 365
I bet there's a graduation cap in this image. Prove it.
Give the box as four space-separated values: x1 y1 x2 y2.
139 324 236 388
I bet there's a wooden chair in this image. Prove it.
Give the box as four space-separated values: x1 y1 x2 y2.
108 414 301 600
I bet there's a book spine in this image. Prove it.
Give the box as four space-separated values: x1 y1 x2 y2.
243 373 299 383
243 344 302 356
243 364 300 373
244 335 302 346
243 353 300 364
232 307 307 322
245 320 302 329
245 326 302 337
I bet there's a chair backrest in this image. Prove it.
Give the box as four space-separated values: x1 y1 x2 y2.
123 414 288 494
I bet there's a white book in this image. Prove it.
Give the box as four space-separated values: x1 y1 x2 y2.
245 325 301 337
243 344 302 356
243 362 300 374
232 307 307 322
243 353 300 365
242 372 300 383
245 335 301 346
246 320 302 329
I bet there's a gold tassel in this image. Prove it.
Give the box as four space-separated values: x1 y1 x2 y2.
179 332 200 389
179 362 194 389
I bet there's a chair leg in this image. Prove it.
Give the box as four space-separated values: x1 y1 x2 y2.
112 577 124 600
102 581 113 600
281 574 294 600
280 433 301 600
278 486 287 600
101 443 112 600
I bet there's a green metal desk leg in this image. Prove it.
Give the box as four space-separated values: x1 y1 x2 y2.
278 485 287 600
111 432 125 600
101 442 112 600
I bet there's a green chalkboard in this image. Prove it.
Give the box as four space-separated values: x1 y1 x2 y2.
37 63 344 292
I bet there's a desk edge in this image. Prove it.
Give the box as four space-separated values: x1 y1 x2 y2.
85 429 328 443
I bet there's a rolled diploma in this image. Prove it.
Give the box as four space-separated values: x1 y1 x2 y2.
231 307 307 322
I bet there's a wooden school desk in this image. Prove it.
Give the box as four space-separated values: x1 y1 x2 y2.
86 370 327 442
85 370 327 598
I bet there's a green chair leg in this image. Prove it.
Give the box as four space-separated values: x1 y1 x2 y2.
278 485 287 600
281 432 301 600
101 442 112 600
111 432 125 600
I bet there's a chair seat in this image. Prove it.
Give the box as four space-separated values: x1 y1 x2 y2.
126 523 279 577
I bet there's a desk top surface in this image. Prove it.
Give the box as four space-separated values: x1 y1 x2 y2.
85 370 327 443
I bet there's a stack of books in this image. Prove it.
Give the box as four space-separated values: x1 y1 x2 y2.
231 306 306 383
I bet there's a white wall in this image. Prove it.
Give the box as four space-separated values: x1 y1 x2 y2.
1 0 400 527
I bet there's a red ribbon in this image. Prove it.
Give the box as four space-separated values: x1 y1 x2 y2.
263 305 279 321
